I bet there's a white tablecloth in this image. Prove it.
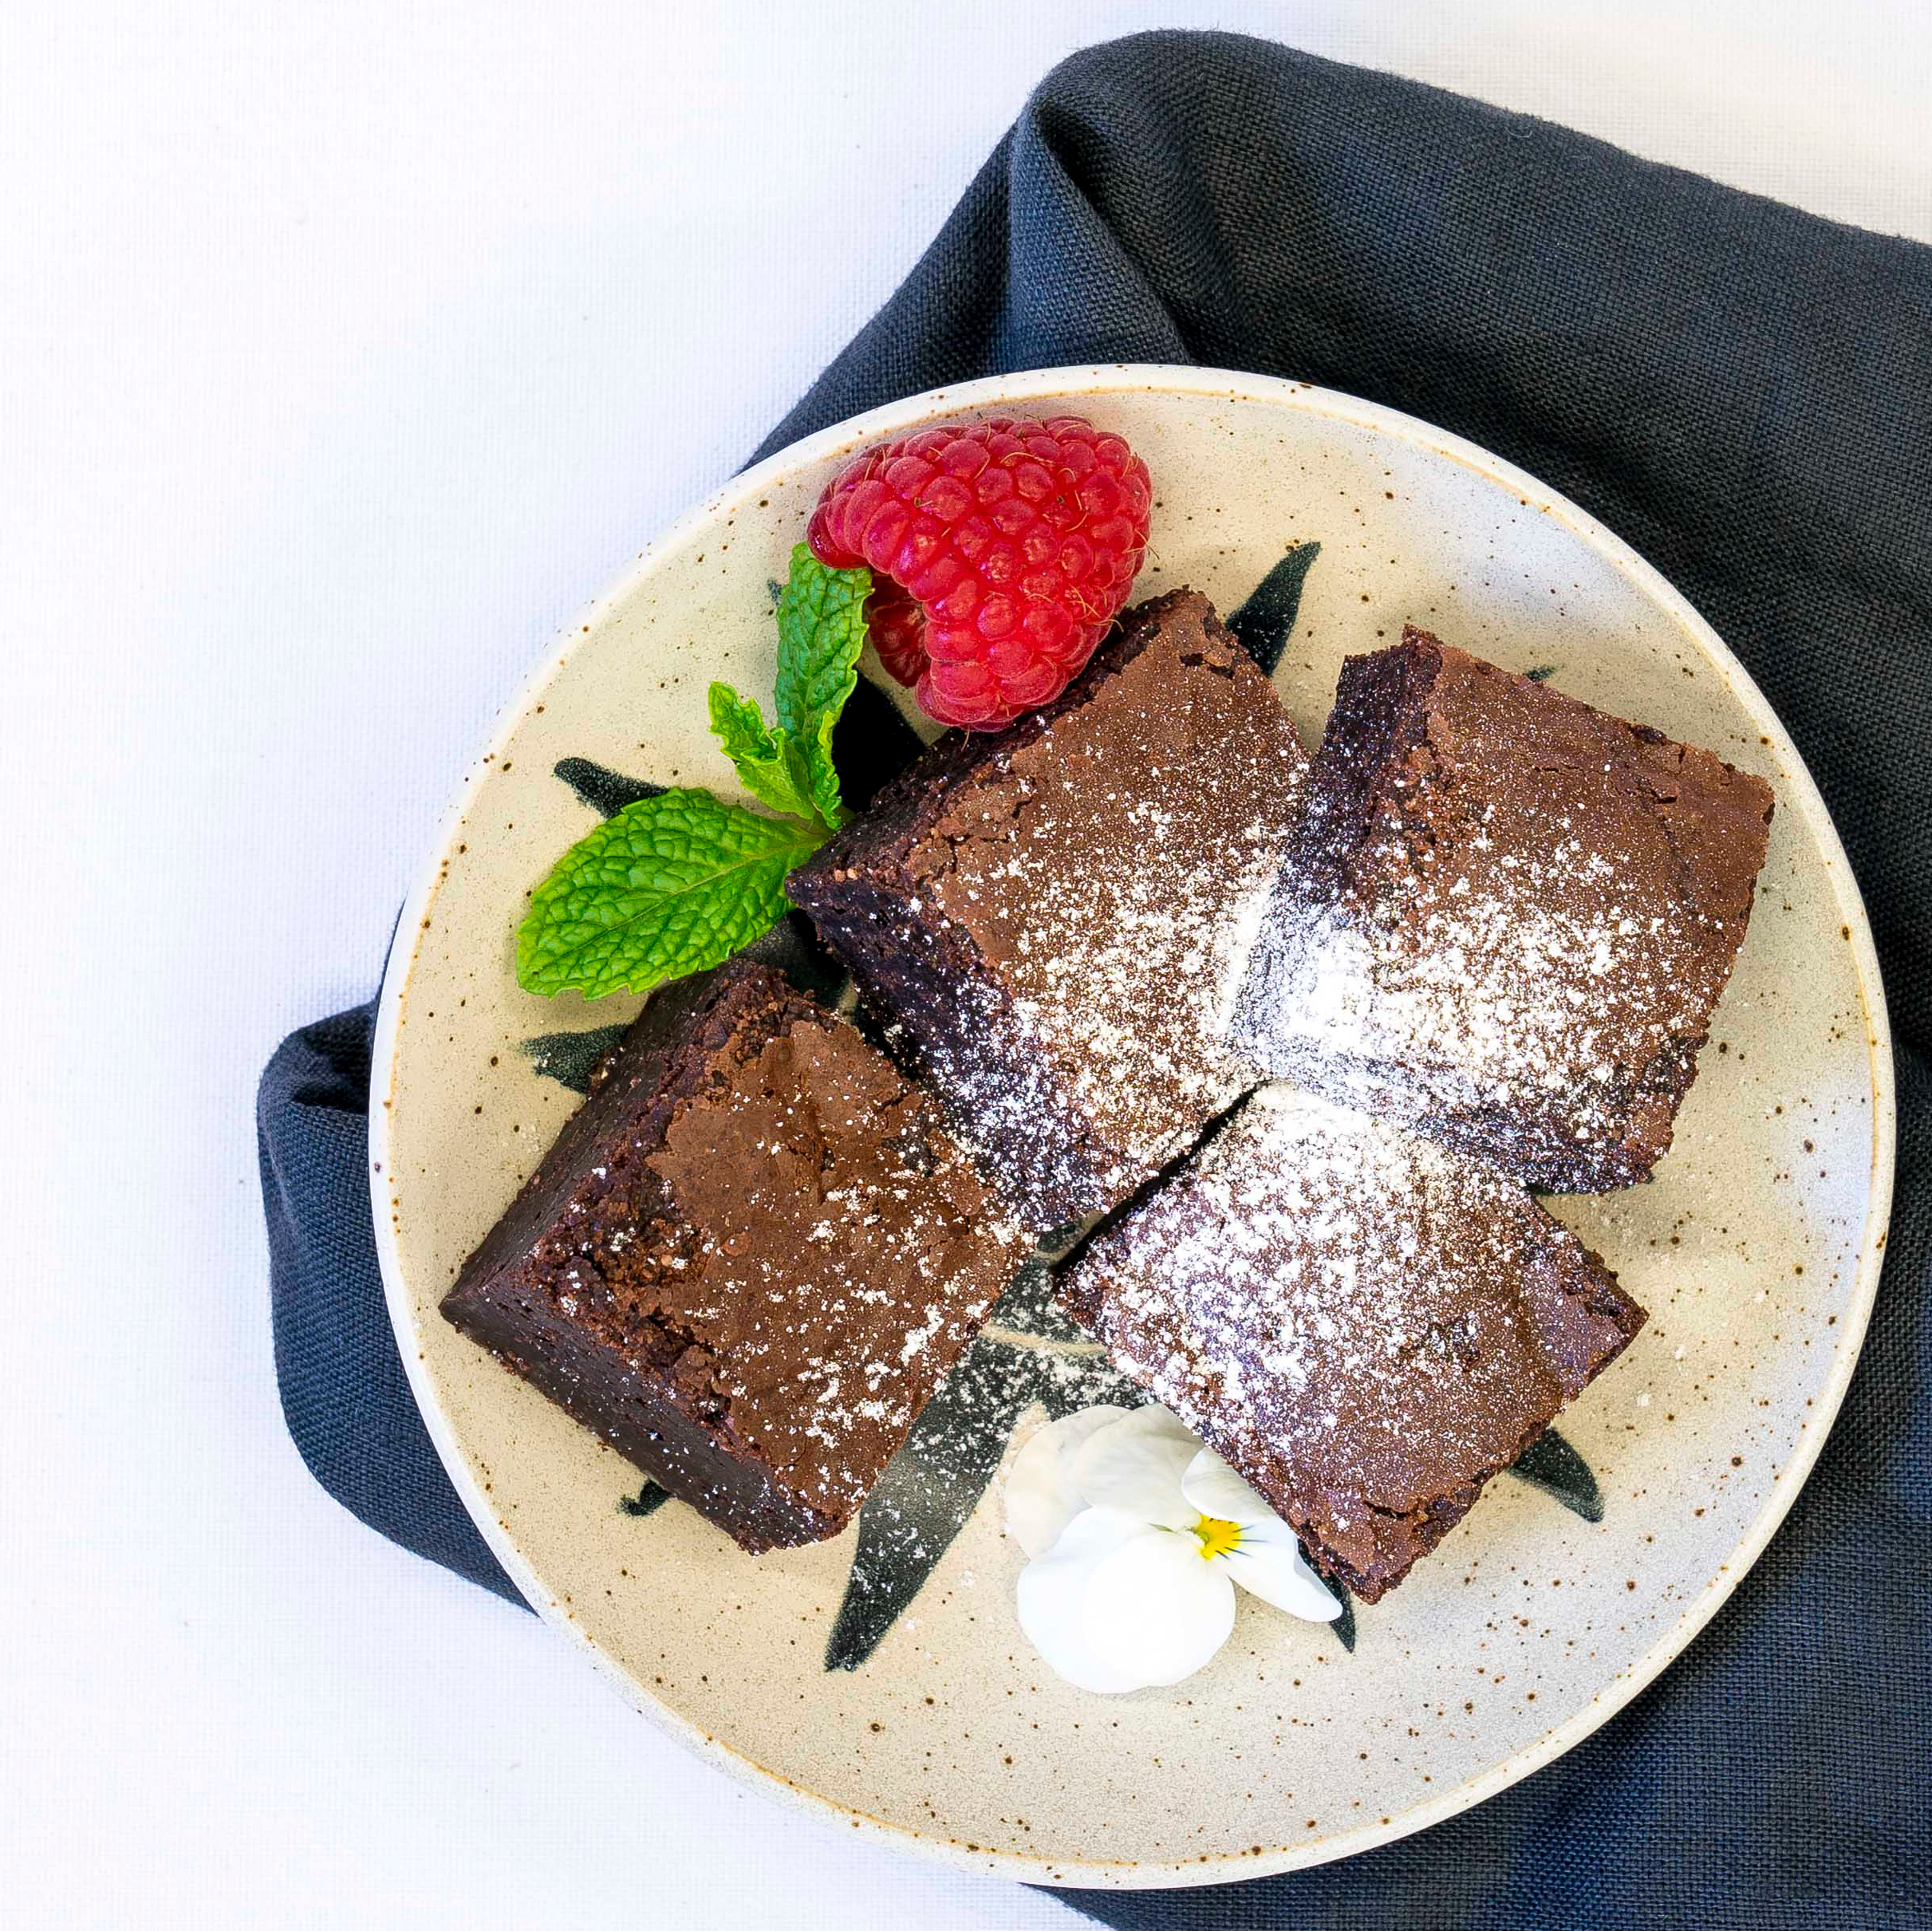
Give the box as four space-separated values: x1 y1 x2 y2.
2 3 1925 1925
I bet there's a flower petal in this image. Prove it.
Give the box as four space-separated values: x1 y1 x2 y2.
1015 1507 1156 1693
1180 1447 1280 1527
1003 1405 1134 1558
1079 1527 1237 1686
1218 1515 1342 1622
1070 1406 1201 1528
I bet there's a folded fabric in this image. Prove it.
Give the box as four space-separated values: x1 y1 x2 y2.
257 30 1932 1928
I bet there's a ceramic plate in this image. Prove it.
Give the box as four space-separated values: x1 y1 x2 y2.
370 366 1893 1888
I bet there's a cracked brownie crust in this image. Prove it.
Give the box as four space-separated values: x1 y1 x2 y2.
440 959 1027 1552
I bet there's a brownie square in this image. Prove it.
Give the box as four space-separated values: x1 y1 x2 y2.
787 589 1310 1228
441 959 1027 1553
1059 1086 1646 1602
1234 629 1775 1190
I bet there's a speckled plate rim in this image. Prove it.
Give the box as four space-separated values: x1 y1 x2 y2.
369 364 1895 1890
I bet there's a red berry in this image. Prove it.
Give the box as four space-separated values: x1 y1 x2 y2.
806 415 1152 730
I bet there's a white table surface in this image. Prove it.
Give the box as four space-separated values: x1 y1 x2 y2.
2 3 1925 1925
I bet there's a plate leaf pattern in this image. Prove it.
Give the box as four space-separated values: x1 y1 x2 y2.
553 755 668 818
1227 540 1321 674
1503 1427 1602 1522
518 1024 630 1092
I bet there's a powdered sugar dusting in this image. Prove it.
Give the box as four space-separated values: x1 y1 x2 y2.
1235 641 1772 1189
1255 814 1713 1131
915 606 1309 1220
925 781 1295 1213
1063 1085 1644 1598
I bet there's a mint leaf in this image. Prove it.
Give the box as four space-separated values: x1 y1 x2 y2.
774 544 870 829
706 682 822 826
516 788 822 1000
774 544 871 735
806 704 845 830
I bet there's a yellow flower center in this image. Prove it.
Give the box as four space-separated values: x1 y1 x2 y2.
1192 1514 1242 1560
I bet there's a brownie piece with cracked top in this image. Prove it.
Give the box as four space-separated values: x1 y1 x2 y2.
1059 1086 1646 1601
1234 629 1775 1190
440 958 1027 1552
787 588 1310 1228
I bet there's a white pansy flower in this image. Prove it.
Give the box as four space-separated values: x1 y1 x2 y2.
1003 1405 1339 1693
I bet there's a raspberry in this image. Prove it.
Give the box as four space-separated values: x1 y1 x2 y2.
806 415 1152 730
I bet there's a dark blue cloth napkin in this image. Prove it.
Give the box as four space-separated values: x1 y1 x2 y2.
258 30 1932 1926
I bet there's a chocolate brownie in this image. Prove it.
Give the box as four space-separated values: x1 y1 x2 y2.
440 959 1027 1553
1234 629 1775 1190
1059 1086 1646 1602
787 589 1309 1228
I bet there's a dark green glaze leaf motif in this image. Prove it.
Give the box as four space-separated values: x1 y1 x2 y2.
828 676 926 815
1503 1428 1602 1522
619 1481 671 1518
826 1264 1150 1672
1328 1582 1357 1653
979 1239 1093 1346
825 1345 1044 1671
553 756 668 818
518 1023 629 1094
1227 541 1322 675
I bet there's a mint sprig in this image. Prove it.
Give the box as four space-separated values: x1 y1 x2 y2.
515 544 874 1000
708 546 870 834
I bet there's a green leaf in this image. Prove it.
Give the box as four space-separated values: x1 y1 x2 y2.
773 544 870 829
706 682 822 826
515 788 822 1000
806 704 846 830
